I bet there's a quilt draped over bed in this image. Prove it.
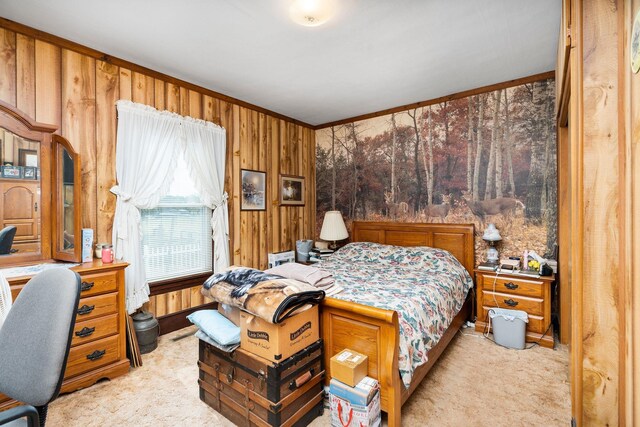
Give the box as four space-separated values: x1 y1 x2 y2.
317 242 473 388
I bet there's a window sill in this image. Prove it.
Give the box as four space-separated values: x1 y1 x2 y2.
148 271 212 296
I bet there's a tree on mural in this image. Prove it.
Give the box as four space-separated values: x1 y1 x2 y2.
315 78 558 259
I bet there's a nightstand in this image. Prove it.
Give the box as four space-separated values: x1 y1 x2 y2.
474 269 555 348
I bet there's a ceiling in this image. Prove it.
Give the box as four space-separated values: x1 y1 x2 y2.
0 0 560 126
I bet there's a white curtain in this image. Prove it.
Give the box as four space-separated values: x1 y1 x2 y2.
111 101 230 314
111 101 182 314
180 117 229 273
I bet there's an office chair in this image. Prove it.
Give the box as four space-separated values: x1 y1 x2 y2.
0 268 81 426
0 227 17 255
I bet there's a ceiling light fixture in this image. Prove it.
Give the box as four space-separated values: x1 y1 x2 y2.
289 0 335 27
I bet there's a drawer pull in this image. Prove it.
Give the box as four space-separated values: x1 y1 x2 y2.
289 368 314 390
504 298 519 307
75 326 96 338
81 281 95 291
77 304 95 315
504 282 519 290
86 350 106 361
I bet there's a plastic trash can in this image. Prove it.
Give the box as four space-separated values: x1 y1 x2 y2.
488 308 528 350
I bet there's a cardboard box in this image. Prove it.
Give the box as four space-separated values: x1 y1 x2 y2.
330 349 368 387
330 386 381 427
218 303 241 327
82 228 93 262
239 305 319 362
329 377 379 407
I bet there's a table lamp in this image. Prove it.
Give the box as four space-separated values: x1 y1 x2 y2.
319 211 348 250
482 223 502 265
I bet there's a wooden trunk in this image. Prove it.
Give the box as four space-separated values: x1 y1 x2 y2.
198 339 324 427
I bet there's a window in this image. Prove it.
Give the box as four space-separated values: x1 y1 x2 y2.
141 156 212 282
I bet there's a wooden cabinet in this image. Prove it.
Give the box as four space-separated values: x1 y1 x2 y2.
475 270 555 349
0 261 129 410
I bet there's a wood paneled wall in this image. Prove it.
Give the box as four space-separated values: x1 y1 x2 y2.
0 23 316 318
557 0 639 424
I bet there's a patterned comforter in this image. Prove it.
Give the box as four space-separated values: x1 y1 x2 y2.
317 242 473 388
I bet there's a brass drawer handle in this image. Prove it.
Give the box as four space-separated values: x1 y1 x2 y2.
504 298 519 307
504 282 519 290
86 350 106 361
77 304 95 315
81 281 95 292
75 326 95 338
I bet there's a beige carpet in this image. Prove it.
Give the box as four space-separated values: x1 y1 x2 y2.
47 325 570 426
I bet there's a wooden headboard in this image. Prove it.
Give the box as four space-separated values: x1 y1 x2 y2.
351 221 475 276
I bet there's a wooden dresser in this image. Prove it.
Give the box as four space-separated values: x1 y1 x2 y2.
475 269 555 348
0 260 130 410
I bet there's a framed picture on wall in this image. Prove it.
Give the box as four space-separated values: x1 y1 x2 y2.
19 149 38 167
280 174 305 206
241 169 266 211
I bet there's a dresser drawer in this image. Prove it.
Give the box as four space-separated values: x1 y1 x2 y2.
76 293 118 321
71 313 119 347
479 307 547 334
481 291 544 316
480 275 544 298
79 272 117 297
65 335 120 378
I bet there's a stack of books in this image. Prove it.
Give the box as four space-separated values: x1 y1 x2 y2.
477 262 498 271
309 248 334 263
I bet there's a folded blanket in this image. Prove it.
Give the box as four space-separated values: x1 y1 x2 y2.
265 263 334 287
202 267 325 324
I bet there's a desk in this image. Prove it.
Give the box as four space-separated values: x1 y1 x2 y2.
0 260 130 410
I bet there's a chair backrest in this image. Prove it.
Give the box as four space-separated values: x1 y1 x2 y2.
0 268 80 406
0 226 17 255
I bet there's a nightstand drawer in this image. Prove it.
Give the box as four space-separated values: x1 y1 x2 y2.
480 276 544 298
481 291 544 316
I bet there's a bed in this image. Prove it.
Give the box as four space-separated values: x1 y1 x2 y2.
319 221 475 427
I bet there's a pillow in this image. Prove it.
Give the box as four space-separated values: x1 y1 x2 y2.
194 329 239 353
187 309 240 345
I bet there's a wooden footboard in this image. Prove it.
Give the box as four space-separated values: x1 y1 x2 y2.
321 296 472 427
321 297 402 427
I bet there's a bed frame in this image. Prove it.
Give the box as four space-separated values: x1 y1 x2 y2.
320 221 475 427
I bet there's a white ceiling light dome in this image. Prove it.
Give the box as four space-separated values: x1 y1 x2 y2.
290 0 336 27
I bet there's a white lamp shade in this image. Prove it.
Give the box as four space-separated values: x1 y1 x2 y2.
320 211 348 241
482 223 502 241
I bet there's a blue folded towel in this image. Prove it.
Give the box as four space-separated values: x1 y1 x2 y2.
187 309 240 345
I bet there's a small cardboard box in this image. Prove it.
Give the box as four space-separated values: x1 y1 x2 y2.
218 303 241 327
330 349 368 387
329 384 381 427
239 305 319 362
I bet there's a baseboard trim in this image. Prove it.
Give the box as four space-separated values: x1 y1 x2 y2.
158 302 217 335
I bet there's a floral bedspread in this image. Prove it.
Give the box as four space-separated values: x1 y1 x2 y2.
317 242 473 388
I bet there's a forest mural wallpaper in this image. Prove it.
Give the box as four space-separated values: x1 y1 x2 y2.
315 78 557 263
